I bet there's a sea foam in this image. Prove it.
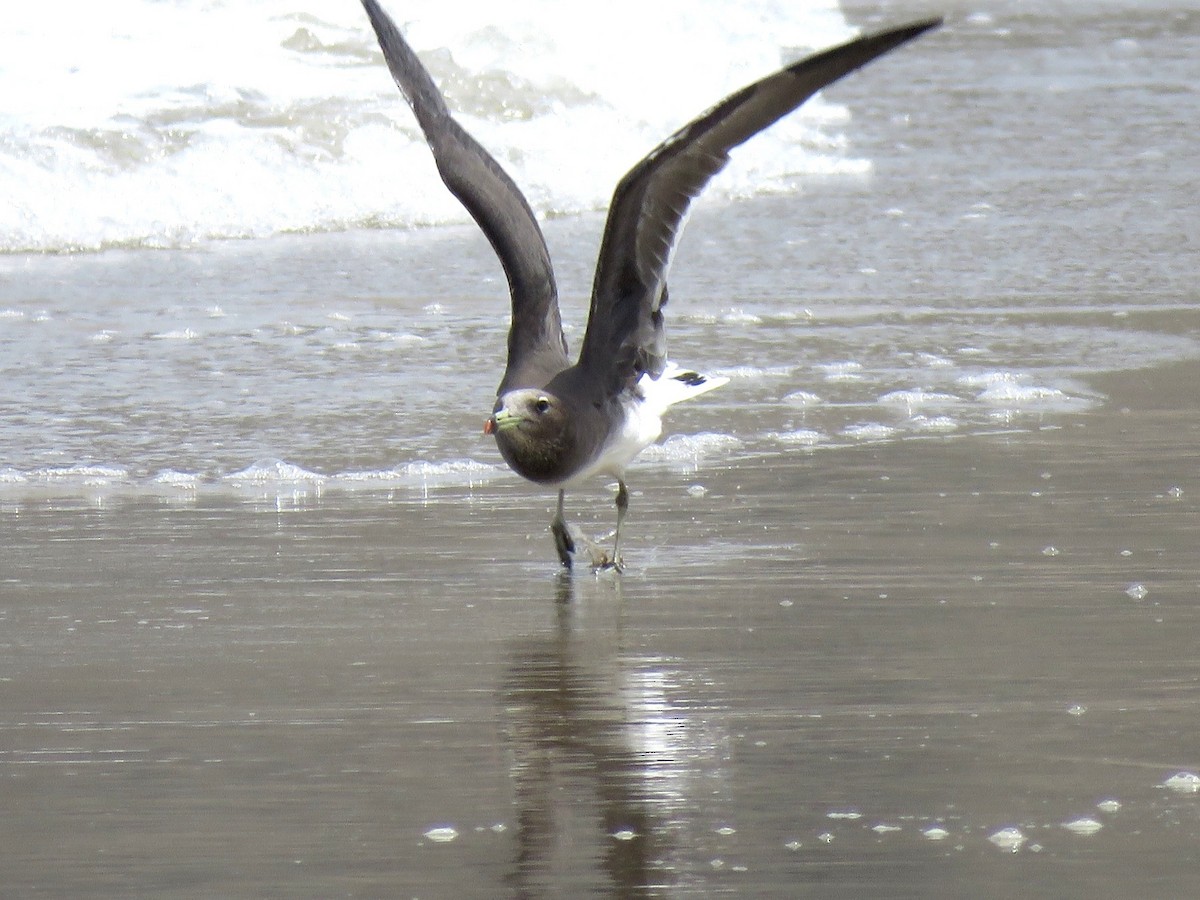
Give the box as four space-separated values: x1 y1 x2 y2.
1 0 858 253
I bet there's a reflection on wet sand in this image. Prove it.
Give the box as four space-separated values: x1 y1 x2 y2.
503 575 726 895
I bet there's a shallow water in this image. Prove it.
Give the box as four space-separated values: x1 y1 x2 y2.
3 1 1200 897
4 372 1200 896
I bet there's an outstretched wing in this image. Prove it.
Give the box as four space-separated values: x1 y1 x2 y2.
577 18 942 394
360 0 569 392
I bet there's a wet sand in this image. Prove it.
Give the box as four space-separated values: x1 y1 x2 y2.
3 358 1198 898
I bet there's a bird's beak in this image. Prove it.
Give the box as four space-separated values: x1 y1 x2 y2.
485 409 519 435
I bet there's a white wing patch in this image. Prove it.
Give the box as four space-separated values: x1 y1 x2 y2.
639 361 729 415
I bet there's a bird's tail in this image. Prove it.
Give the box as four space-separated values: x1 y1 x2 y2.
639 361 729 415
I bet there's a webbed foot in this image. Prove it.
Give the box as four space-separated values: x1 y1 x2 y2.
550 489 623 572
550 516 575 569
594 554 625 574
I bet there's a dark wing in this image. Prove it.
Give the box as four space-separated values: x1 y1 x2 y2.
360 0 569 393
577 18 942 394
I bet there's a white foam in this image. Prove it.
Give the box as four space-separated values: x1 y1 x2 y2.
333 458 500 488
27 464 130 485
0 457 511 500
878 389 961 409
374 331 425 346
987 827 1026 851
720 308 764 325
0 0 859 253
817 361 865 382
782 390 822 406
959 371 1104 416
642 432 742 465
153 469 201 488
151 328 199 341
1125 583 1149 600
910 415 958 432
1062 818 1103 835
771 429 824 446
0 465 133 497
1163 772 1200 794
916 352 954 368
714 364 797 380
222 458 327 485
841 423 897 441
979 382 1069 405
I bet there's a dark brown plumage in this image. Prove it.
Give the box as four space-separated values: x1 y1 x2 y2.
360 0 941 569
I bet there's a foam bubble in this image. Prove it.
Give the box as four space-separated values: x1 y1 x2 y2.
720 308 764 325
1062 818 1103 835
910 415 958 432
782 390 822 406
642 432 742 465
959 371 1092 411
817 361 864 382
715 364 797 380
771 429 824 445
916 352 954 368
153 469 201 488
841 423 897 441
979 382 1069 405
152 328 199 341
334 458 500 488
878 389 961 408
1163 772 1200 794
988 827 1026 851
28 464 130 485
222 458 326 485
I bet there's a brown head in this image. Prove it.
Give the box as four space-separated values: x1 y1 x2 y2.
484 388 578 484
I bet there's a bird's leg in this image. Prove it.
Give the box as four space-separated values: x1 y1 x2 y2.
599 479 628 571
550 489 574 569
550 490 608 570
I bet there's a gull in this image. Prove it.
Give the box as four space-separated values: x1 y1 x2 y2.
359 0 941 569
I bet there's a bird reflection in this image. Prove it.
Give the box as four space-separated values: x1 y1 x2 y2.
503 575 714 896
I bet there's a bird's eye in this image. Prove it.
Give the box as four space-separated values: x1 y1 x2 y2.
535 397 551 414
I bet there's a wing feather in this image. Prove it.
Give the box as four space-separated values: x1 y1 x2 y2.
360 0 569 392
578 18 942 393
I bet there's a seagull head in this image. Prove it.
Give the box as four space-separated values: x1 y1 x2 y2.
483 389 575 483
